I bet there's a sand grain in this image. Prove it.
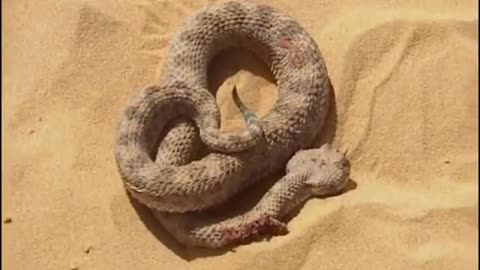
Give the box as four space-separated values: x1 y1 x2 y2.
2 0 478 269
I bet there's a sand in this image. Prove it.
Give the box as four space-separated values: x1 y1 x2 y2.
2 0 478 269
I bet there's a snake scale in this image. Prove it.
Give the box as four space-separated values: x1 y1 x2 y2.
114 0 351 248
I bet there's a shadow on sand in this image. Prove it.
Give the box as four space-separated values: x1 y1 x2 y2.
128 48 357 260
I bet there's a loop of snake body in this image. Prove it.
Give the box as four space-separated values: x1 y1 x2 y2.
114 1 351 248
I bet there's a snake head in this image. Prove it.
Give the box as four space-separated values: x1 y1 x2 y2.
286 144 351 196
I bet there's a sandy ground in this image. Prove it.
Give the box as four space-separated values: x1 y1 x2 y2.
2 0 478 269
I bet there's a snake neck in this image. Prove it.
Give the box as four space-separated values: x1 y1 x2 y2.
188 171 312 248
254 171 312 218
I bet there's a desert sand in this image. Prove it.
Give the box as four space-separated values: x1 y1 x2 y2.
2 0 478 269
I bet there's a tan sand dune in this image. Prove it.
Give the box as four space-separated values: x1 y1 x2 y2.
2 0 478 269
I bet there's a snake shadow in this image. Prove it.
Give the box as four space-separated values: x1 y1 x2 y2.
129 48 355 260
128 178 357 261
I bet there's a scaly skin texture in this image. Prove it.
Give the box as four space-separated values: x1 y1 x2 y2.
153 145 351 248
115 0 333 220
